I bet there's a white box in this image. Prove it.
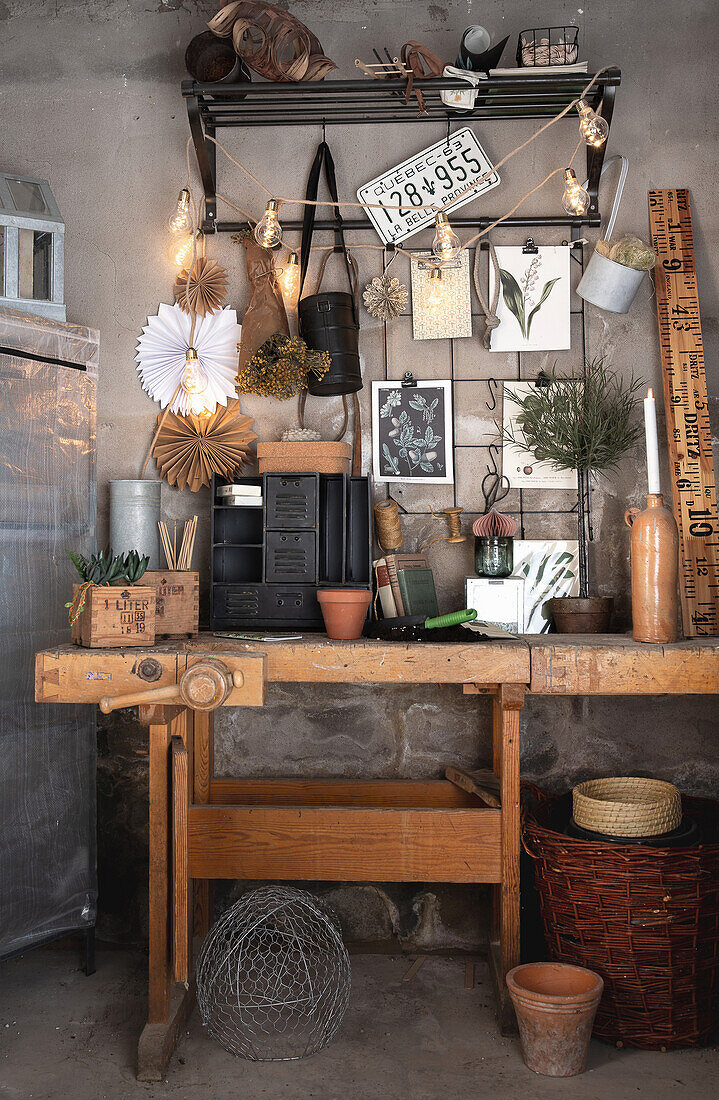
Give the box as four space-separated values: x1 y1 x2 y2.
465 576 525 635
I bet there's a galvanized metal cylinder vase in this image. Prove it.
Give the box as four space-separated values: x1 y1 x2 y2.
110 480 161 568
624 493 679 643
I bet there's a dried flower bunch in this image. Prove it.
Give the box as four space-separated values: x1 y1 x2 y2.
237 332 330 400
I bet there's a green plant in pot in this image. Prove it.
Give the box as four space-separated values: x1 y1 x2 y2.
65 549 150 622
505 358 643 633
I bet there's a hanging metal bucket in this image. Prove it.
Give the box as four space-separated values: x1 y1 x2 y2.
577 250 646 314
577 154 645 314
109 480 161 568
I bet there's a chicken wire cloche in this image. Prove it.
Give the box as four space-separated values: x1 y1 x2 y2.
196 886 351 1061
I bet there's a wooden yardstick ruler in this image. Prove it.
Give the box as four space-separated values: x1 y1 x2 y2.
648 188 719 636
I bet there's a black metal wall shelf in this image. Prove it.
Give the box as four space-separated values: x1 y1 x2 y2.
211 472 372 632
182 68 620 233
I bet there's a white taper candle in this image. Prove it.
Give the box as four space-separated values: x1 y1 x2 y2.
644 388 661 494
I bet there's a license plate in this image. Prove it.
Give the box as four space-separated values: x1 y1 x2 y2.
357 128 500 245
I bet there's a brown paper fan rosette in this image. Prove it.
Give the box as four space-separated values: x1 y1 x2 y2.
152 399 257 493
174 257 229 317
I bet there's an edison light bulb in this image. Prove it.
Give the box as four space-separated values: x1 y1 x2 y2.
432 212 461 261
576 99 609 148
279 251 300 297
169 232 195 269
254 199 282 249
169 188 192 234
180 348 214 417
188 394 214 418
561 169 590 215
422 267 446 313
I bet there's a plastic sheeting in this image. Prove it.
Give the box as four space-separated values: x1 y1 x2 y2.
0 309 98 957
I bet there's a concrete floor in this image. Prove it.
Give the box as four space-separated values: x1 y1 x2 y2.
1 947 717 1099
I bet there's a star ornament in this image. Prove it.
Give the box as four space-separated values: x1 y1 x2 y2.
362 273 408 321
152 399 257 493
174 257 229 317
136 302 241 417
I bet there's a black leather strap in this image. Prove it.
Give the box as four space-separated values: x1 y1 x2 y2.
299 141 357 322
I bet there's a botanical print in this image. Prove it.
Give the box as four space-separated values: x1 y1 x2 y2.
489 245 571 352
502 381 576 490
372 380 454 484
512 540 580 633
498 253 561 341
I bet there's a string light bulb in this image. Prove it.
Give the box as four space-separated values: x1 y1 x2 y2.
169 188 192 234
279 251 300 298
168 231 196 269
181 347 214 418
561 169 590 216
432 212 461 261
254 199 283 249
422 266 447 313
576 99 609 147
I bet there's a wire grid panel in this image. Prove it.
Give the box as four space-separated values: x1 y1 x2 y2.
382 237 589 533
196 886 351 1061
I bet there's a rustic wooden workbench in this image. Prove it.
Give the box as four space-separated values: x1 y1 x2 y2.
34 632 719 1080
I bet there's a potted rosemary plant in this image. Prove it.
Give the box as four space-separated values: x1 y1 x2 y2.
505 358 643 632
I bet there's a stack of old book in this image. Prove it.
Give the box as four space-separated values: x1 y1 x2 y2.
373 553 439 618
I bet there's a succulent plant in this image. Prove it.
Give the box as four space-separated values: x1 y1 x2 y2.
67 549 148 586
121 550 150 584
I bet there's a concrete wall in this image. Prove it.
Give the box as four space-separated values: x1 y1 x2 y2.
4 0 719 946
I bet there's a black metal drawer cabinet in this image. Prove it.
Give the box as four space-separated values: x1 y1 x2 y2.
210 472 371 632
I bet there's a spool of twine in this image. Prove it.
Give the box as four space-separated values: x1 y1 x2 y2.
374 499 404 552
420 506 466 550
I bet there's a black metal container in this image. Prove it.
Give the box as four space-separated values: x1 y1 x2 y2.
299 292 361 395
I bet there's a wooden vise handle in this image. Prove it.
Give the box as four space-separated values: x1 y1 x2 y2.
100 683 181 714
99 659 244 714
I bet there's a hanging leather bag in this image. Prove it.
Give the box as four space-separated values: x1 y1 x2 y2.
298 141 362 396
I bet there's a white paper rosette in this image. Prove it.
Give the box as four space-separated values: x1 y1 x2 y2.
135 302 241 416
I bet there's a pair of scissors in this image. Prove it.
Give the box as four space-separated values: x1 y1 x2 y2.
480 443 510 512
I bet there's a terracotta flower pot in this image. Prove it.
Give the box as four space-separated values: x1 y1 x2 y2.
507 962 603 1077
547 596 613 634
316 588 371 640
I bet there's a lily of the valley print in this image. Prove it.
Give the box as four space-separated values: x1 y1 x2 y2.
489 245 571 352
372 380 454 484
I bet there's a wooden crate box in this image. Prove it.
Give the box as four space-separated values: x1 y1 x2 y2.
70 585 156 648
144 571 199 637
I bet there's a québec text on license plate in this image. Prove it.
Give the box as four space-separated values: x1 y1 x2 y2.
357 128 500 245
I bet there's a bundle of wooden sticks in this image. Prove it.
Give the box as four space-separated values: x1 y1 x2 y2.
158 517 197 570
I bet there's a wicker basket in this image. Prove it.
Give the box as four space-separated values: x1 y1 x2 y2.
573 777 682 838
523 784 719 1049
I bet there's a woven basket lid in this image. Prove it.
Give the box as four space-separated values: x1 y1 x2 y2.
573 777 682 838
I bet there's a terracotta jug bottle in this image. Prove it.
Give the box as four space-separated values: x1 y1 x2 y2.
624 493 679 643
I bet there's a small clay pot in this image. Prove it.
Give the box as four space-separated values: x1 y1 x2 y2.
507 962 603 1077
316 588 371 640
547 596 613 634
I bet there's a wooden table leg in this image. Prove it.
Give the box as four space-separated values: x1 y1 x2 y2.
192 709 214 940
137 705 196 1082
489 683 525 1032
